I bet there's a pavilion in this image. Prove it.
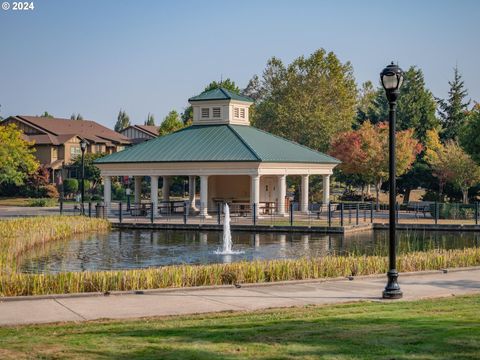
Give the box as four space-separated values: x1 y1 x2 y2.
95 88 340 217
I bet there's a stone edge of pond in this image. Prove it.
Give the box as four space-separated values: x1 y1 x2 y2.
111 222 373 234
2 266 479 303
111 222 480 233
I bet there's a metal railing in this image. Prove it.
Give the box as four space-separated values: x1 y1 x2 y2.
56 199 480 227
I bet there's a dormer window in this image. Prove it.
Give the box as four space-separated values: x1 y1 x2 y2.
212 107 221 118
201 108 210 118
234 107 239 118
240 108 245 119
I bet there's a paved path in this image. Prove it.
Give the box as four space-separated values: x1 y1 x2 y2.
1 268 479 326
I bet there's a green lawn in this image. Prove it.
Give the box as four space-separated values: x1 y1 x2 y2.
1 295 479 359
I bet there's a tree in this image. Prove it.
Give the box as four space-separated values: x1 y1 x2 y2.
181 107 193 125
70 113 83 121
0 123 39 186
242 74 263 101
145 113 155 126
424 129 449 200
39 111 54 118
204 78 240 93
356 81 377 127
114 110 130 132
367 66 439 143
251 49 357 152
459 104 480 163
438 66 470 141
441 141 480 204
63 178 79 198
70 153 106 192
330 121 422 209
159 110 184 136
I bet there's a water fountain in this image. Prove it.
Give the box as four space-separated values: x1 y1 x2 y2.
214 203 244 255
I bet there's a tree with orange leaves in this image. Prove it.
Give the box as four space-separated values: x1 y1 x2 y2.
330 121 422 209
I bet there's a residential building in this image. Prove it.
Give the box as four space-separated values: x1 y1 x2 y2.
119 125 159 144
1 115 131 181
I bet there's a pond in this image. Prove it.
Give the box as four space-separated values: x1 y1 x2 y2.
19 230 480 274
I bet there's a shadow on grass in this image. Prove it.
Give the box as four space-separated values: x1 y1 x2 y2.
59 307 480 358
2 298 480 359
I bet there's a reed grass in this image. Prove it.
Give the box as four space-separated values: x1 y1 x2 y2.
1 247 479 297
0 216 110 272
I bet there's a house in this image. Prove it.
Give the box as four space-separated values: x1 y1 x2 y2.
119 125 159 144
1 115 131 181
95 88 340 217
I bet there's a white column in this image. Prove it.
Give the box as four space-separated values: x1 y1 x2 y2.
134 176 142 204
301 174 309 213
251 174 260 211
162 176 170 202
277 175 287 215
150 175 159 217
323 175 330 206
189 175 197 211
200 175 209 217
103 176 111 215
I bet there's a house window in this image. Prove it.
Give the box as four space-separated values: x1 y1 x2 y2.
70 145 81 159
201 108 210 118
240 108 245 119
212 107 221 118
95 144 102 153
52 147 58 161
117 146 125 152
234 107 239 118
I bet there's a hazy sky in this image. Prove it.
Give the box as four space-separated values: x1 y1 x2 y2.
1 0 479 128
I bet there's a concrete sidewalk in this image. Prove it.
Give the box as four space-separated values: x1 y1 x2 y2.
1 268 479 326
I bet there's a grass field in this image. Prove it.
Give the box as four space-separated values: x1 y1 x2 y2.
0 295 478 359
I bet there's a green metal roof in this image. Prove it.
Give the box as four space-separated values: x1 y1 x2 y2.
95 124 340 164
188 88 254 103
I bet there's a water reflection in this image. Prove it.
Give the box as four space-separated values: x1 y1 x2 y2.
19 229 479 274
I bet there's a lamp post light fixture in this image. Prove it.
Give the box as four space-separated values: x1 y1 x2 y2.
79 139 87 215
380 62 404 299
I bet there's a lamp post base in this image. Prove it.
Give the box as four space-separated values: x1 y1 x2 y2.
382 270 403 299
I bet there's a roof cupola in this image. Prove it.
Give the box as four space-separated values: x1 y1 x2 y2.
188 88 254 126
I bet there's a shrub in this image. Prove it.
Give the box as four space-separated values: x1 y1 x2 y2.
41 184 59 198
27 198 57 207
63 178 79 197
429 203 476 219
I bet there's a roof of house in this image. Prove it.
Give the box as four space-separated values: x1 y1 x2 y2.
4 116 131 145
188 88 254 103
95 124 339 164
120 124 159 137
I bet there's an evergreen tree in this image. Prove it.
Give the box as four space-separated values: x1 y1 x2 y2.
145 113 155 126
438 66 470 141
39 111 54 118
70 113 83 120
158 110 184 136
114 110 130 132
460 104 480 163
367 66 439 144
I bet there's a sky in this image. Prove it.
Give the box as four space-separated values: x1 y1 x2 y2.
0 0 479 128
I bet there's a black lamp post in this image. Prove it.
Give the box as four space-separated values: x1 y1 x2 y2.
380 62 404 299
80 139 87 215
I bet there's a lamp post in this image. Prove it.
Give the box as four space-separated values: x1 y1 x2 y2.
380 62 404 299
80 139 87 215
